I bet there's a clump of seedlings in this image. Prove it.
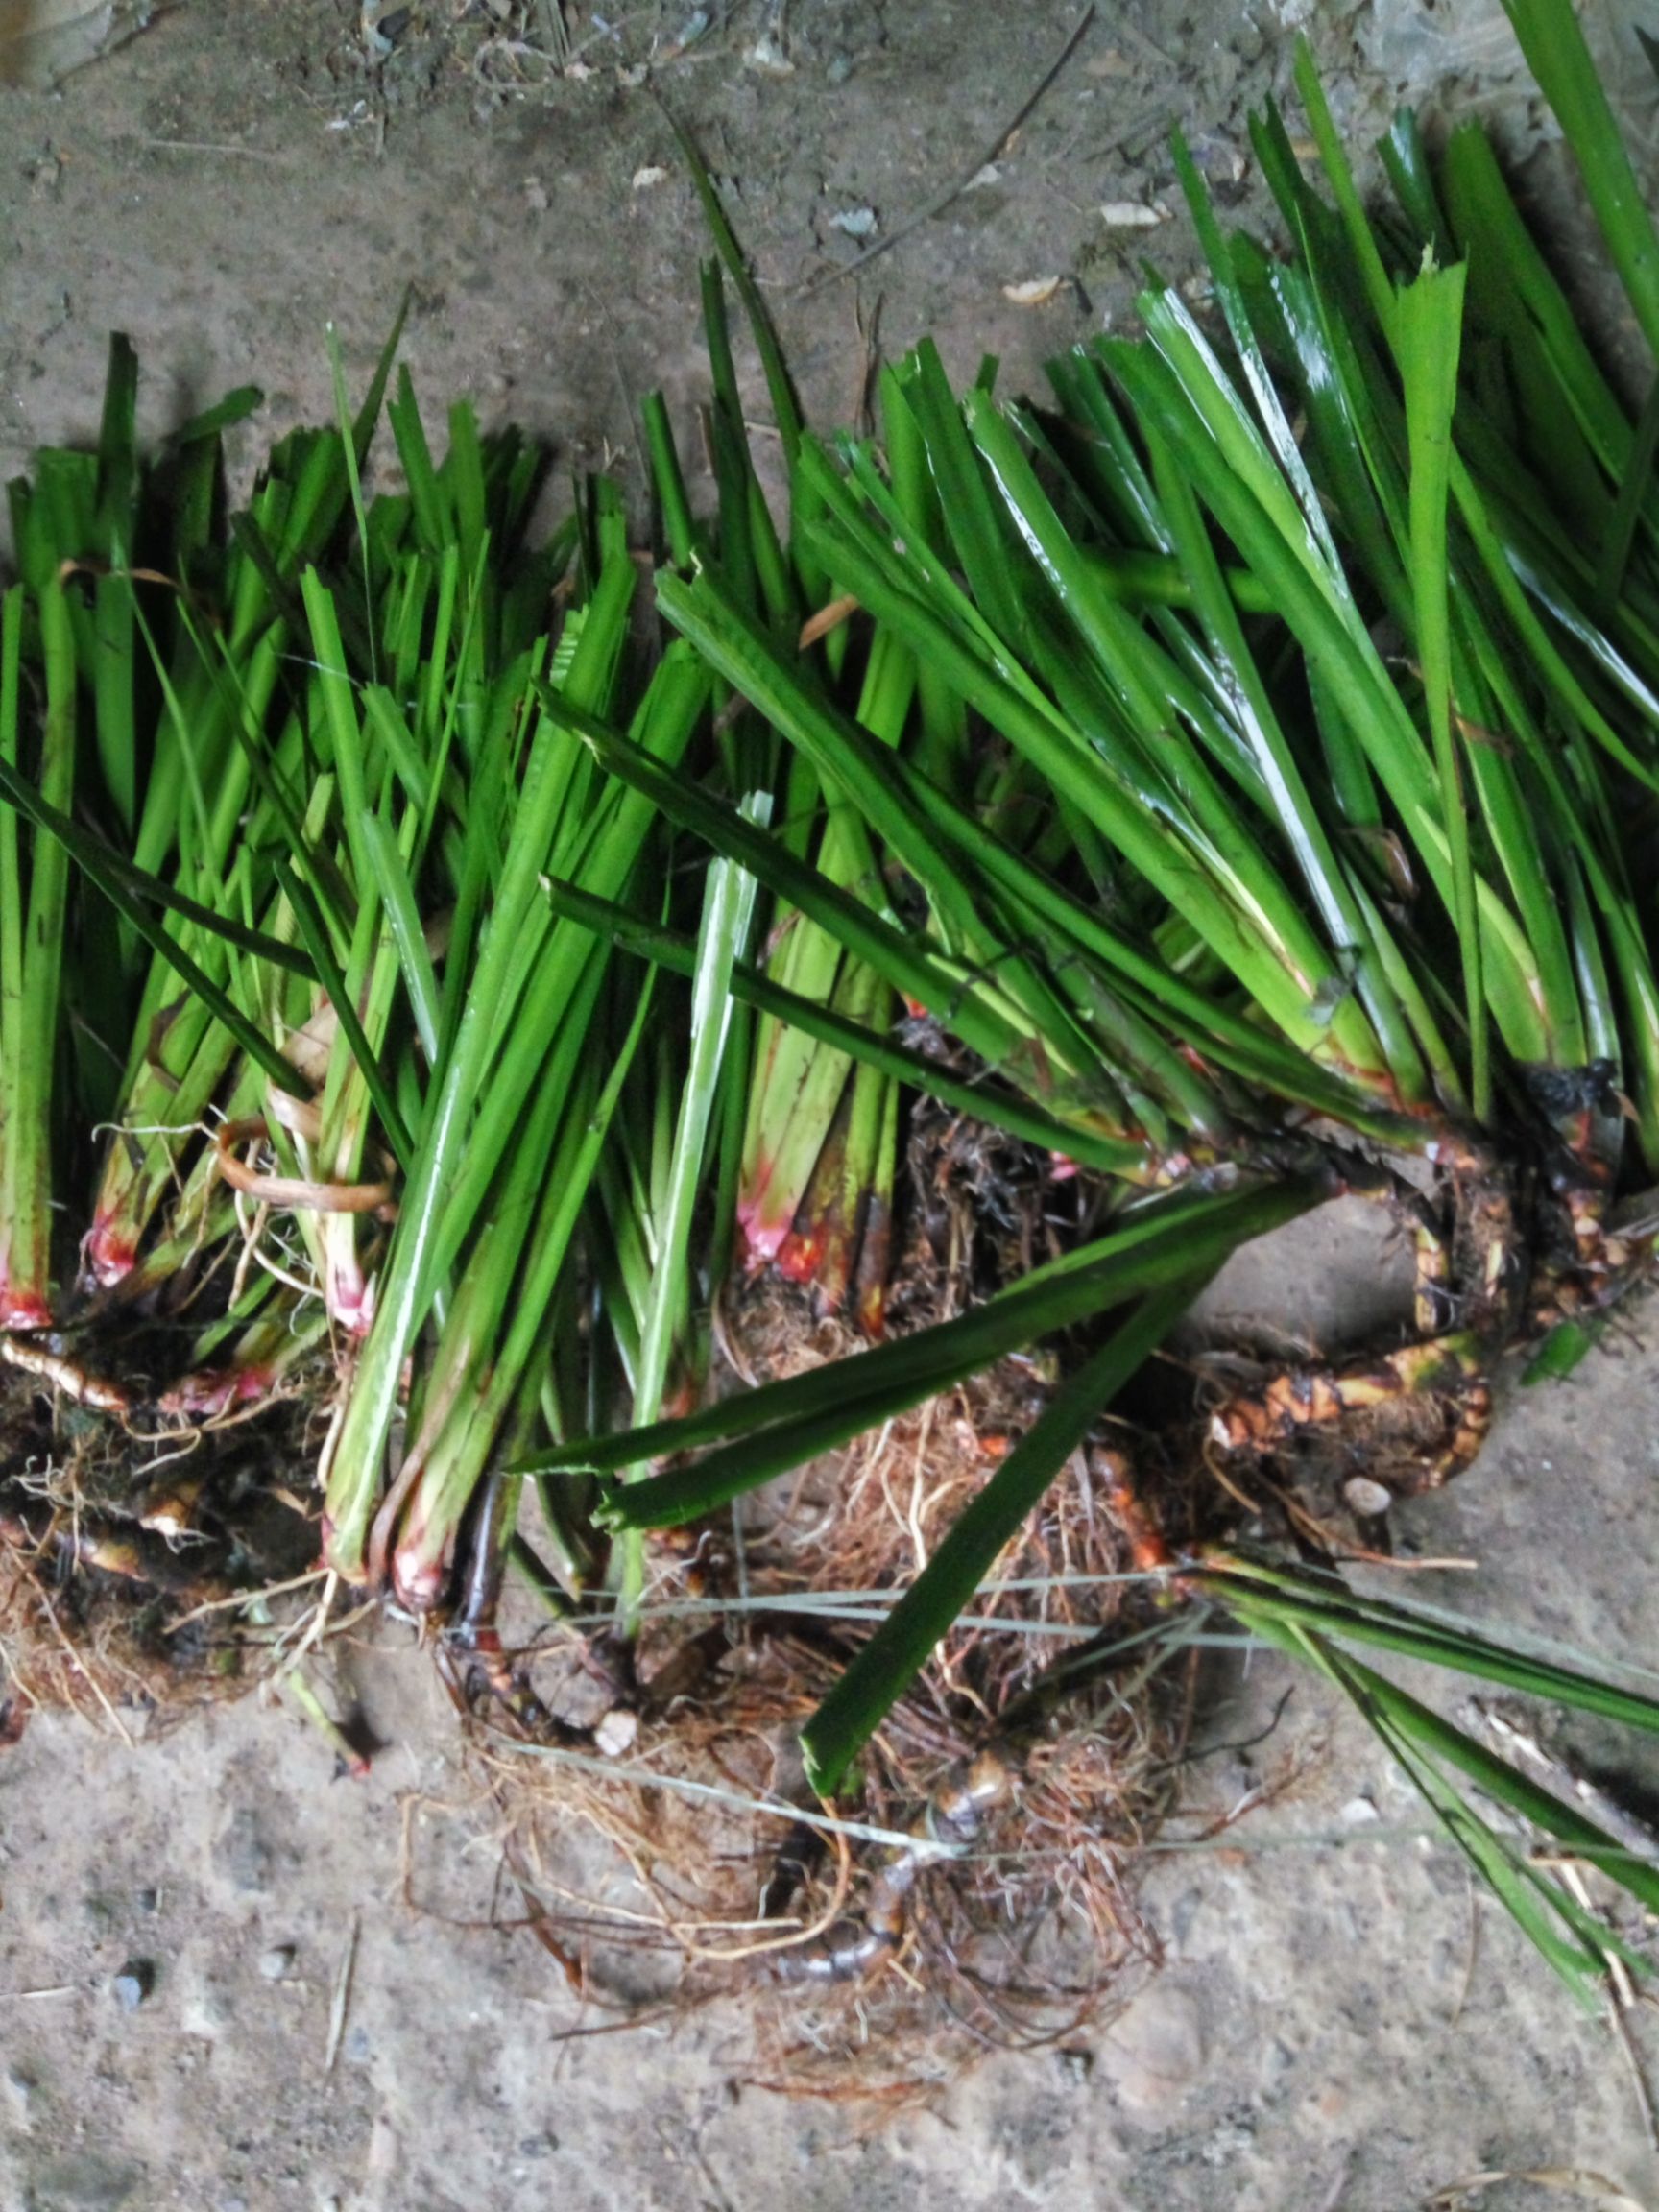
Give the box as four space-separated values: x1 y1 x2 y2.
6 0 1659 2064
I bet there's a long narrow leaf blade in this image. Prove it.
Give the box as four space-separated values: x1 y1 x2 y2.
801 1283 1197 1796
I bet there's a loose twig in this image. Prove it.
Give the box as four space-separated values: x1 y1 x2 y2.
799 7 1096 296
324 1915 359 2078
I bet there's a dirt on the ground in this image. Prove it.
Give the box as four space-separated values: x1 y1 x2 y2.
5 4 1659 2208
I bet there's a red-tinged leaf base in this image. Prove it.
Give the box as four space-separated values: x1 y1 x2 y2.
158 1361 286 1420
0 1286 54 1332
81 1220 139 1291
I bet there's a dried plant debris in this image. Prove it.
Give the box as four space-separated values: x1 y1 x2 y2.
0 1347 325 1723
461 1374 1180 2080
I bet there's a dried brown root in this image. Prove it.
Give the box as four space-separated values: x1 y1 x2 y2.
0 1490 235 1599
1528 1178 1659 1335
1409 1205 1456 1338
0 1350 328 1725
1089 1442 1178 1575
0 1506 245 1727
1452 1166 1524 1341
439 1317 1185 2087
1438 1070 1654 1337
1206 1332 1492 1497
1363 1145 1522 1342
771 1751 1014 1984
0 1333 131 1412
467 1665 1165 2083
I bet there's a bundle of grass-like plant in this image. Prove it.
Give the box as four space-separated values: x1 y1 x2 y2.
7 0 1659 2053
516 0 1659 2019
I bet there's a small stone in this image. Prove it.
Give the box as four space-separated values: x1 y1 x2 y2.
746 29 793 74
1002 276 1066 308
594 1707 638 1758
257 1945 296 1982
111 1960 156 2011
132 1887 160 1915
1056 2047 1093 2085
1343 1475 1393 1518
1339 1793 1382 1826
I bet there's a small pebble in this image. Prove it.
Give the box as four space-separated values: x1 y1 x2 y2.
1003 276 1066 307
258 1945 296 1982
1343 1475 1393 1518
112 1959 156 2011
1099 199 1165 228
594 1707 638 1759
1339 1793 1382 1826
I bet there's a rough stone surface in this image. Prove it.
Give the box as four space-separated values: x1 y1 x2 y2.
1098 1984 1209 2115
